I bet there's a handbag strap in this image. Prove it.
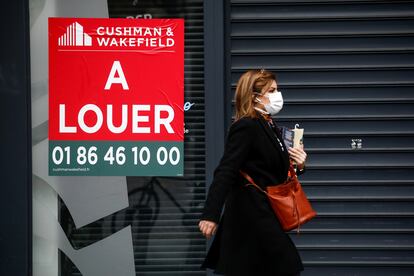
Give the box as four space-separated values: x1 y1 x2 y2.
241 163 297 192
288 162 297 179
239 170 267 194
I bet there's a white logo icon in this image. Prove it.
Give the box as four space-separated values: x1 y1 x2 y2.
58 22 92 46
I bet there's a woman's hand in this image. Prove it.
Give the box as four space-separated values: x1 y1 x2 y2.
288 145 307 169
198 220 218 239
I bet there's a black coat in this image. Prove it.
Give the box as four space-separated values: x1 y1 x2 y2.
200 113 304 276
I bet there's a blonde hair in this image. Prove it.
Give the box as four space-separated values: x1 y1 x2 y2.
234 69 276 120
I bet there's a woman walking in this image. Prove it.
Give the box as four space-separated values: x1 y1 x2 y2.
199 69 307 276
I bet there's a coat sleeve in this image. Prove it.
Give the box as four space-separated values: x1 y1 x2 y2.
297 165 306 176
200 118 254 223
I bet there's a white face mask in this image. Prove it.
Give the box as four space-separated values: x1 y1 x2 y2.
264 91 283 115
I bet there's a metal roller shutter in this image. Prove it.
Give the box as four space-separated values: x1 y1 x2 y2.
60 1 206 275
230 0 414 275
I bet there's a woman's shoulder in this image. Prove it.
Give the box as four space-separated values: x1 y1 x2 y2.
229 116 259 131
233 116 258 124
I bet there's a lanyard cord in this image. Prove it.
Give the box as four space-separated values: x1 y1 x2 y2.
267 120 285 151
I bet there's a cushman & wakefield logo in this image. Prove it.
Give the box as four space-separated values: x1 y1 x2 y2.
57 21 176 49
58 22 92 46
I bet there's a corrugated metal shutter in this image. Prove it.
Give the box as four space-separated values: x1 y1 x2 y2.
60 1 206 275
230 0 414 274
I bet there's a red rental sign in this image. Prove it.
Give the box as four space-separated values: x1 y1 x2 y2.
48 18 184 176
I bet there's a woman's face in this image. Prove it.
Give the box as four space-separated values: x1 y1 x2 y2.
256 80 277 106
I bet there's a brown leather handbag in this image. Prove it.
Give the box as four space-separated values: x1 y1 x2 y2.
240 165 316 233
